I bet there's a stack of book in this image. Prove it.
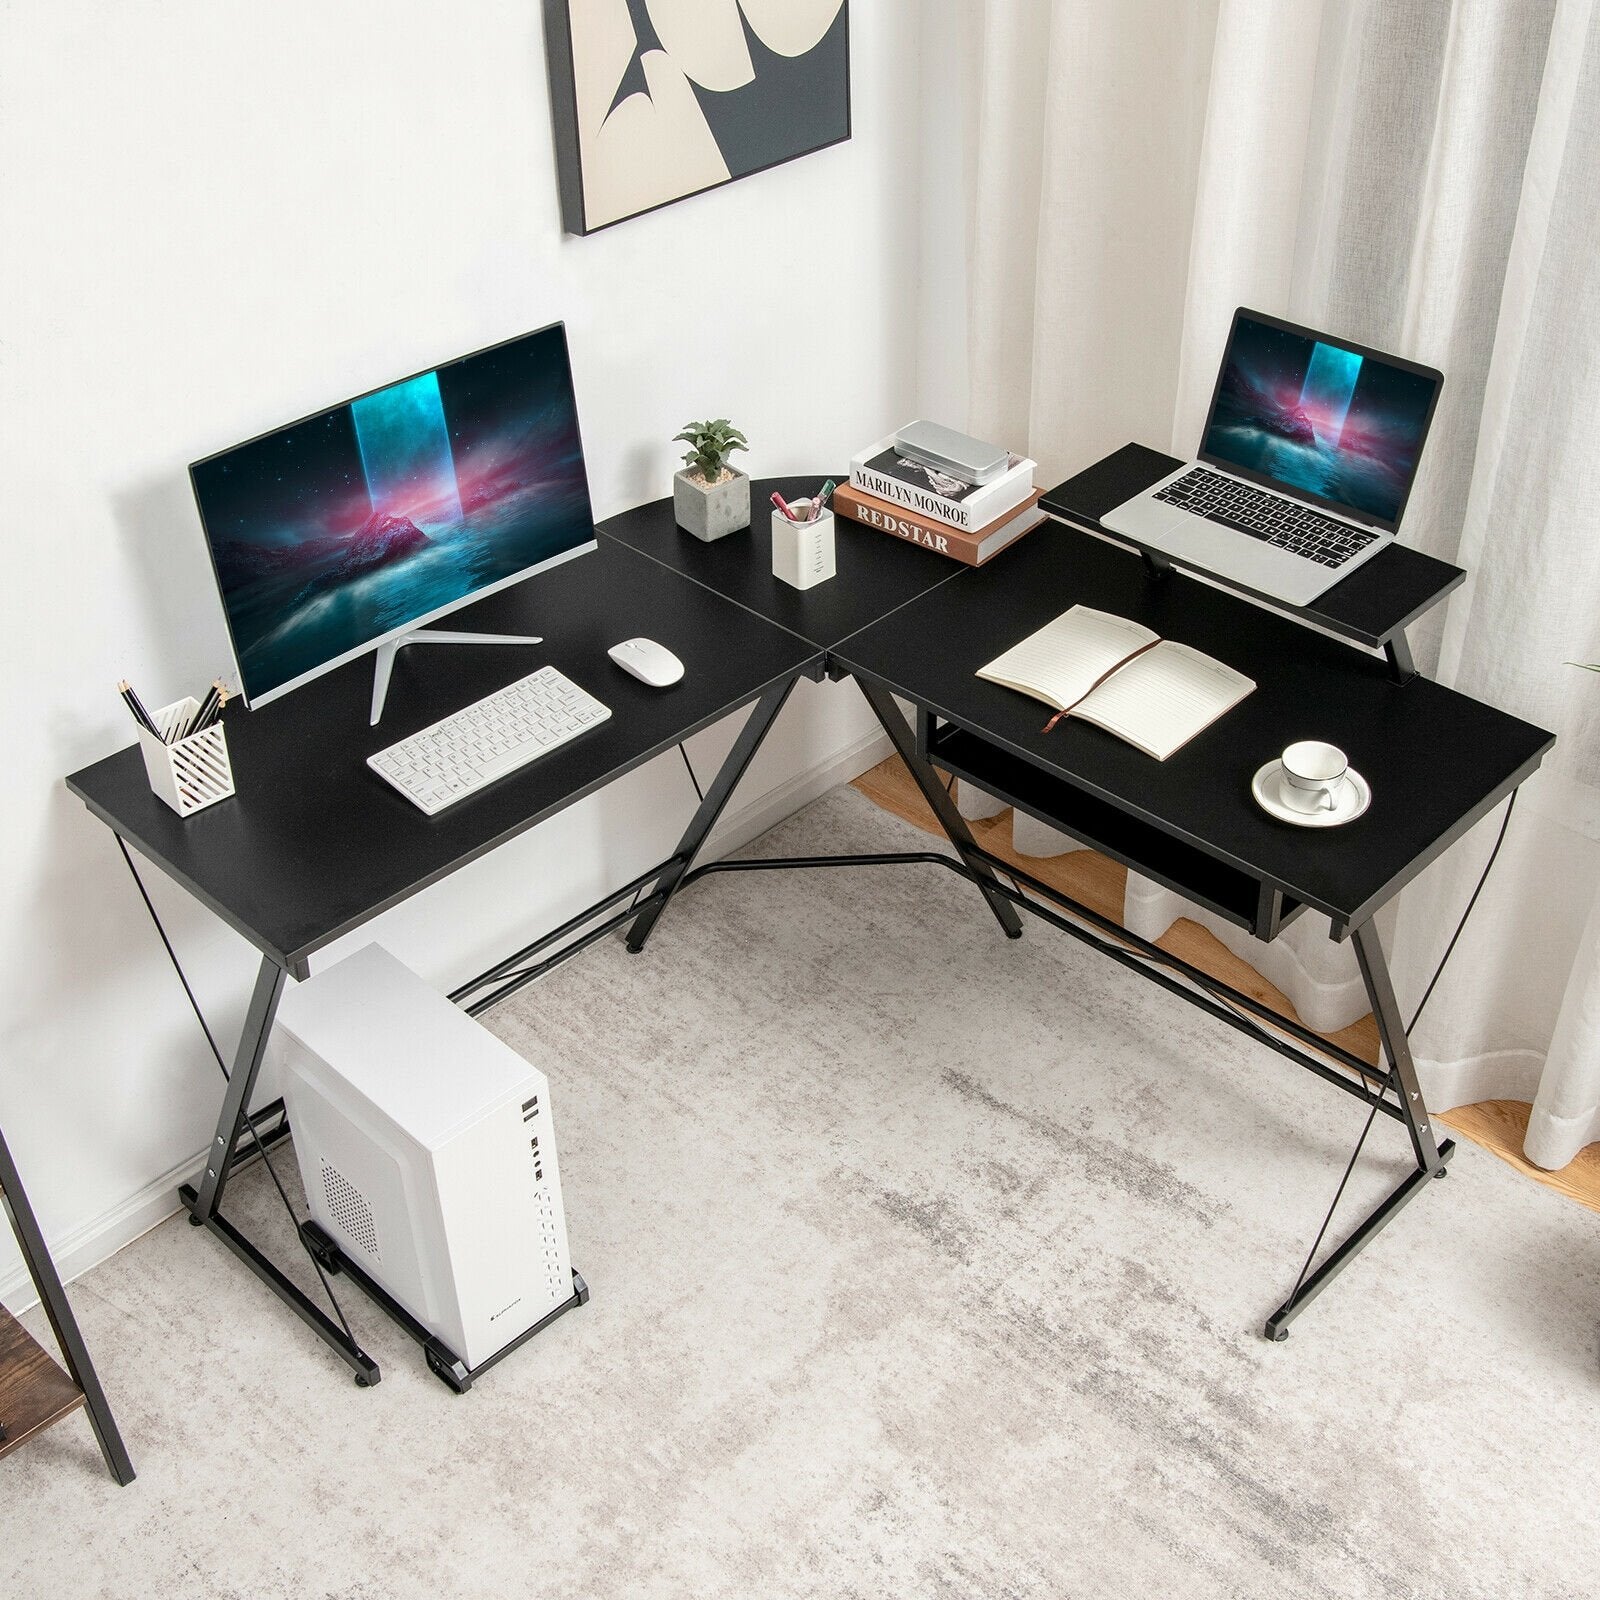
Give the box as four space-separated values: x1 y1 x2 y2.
836 423 1042 567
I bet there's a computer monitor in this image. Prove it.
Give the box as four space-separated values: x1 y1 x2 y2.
190 322 597 724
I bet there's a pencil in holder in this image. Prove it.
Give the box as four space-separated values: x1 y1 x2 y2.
138 699 235 816
771 501 836 591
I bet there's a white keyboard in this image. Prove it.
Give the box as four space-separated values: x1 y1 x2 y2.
368 666 611 815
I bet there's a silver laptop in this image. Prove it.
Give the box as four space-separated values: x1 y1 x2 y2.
1102 308 1443 607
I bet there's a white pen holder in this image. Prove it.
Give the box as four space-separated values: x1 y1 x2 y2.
772 502 837 591
138 698 235 816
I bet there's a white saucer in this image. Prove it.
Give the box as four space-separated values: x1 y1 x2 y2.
1251 760 1371 827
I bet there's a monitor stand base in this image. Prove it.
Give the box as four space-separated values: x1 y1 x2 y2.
370 630 543 725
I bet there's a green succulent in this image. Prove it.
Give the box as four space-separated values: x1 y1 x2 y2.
675 418 749 485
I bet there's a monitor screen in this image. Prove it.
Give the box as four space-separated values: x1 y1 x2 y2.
1198 309 1441 529
191 323 596 708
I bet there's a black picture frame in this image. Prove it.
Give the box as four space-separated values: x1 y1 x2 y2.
543 1 852 236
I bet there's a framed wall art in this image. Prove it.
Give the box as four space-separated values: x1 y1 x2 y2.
544 1 851 236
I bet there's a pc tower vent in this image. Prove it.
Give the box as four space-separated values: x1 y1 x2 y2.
321 1160 380 1260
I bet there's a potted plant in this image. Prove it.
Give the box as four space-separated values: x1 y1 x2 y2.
673 418 751 541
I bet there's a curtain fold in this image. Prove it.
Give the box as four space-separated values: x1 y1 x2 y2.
927 0 1600 1167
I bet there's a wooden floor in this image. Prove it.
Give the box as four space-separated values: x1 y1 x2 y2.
853 755 1600 1214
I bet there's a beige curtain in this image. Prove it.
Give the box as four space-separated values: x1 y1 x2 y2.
924 0 1600 1166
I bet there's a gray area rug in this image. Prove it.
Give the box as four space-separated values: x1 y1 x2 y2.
4 786 1598 1599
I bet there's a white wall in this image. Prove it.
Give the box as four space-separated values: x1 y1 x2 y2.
0 2 923 1297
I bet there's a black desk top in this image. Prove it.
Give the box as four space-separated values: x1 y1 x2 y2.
1040 443 1466 649
66 540 820 974
67 463 1550 966
831 521 1552 931
600 475 966 650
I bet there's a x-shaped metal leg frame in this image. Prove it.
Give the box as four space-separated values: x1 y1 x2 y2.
626 670 1025 953
851 678 1024 940
1263 919 1451 1339
177 953 382 1385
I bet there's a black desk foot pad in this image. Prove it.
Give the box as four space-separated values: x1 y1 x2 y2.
1264 1142 1453 1341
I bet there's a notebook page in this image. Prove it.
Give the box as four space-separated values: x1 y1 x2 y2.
977 606 1159 710
1072 640 1255 760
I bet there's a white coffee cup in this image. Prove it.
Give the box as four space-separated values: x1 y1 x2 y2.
1279 740 1349 813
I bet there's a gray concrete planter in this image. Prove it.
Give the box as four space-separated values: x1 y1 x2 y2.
674 468 751 541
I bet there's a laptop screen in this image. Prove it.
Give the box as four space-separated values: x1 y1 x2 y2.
1198 310 1442 530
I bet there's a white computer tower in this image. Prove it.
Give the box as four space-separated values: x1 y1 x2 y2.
269 943 573 1371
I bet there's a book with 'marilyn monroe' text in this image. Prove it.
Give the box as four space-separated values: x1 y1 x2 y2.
849 433 1037 532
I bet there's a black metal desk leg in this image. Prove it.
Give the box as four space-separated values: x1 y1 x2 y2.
626 676 798 953
176 954 382 1386
191 956 287 1220
1352 920 1444 1173
115 846 379 1384
1263 919 1450 1338
0 1128 136 1484
854 677 1024 940
1383 631 1418 684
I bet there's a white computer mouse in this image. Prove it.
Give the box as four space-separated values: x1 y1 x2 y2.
607 637 685 687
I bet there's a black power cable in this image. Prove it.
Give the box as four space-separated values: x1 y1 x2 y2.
1405 789 1517 1036
678 742 704 802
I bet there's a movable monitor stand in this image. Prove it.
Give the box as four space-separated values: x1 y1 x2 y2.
1038 442 1467 684
367 628 543 726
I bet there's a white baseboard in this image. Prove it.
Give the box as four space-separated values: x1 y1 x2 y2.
0 725 895 1309
703 722 894 861
0 1149 201 1312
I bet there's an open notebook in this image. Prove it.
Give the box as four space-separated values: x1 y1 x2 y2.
977 605 1255 760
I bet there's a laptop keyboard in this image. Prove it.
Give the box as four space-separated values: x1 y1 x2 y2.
1154 467 1379 568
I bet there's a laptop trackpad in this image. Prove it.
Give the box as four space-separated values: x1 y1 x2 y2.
1162 516 1330 605
1101 497 1188 544
1162 517 1263 573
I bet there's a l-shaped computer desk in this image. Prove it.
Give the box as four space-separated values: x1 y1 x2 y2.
66 445 1553 1391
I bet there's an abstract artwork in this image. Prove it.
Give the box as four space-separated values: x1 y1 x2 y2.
544 0 850 235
